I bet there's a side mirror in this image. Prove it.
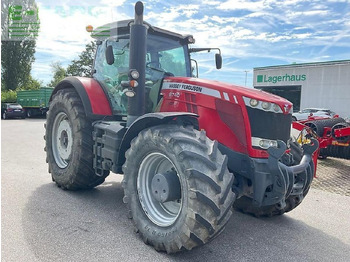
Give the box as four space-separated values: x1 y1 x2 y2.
191 59 199 78
215 53 222 69
105 45 114 65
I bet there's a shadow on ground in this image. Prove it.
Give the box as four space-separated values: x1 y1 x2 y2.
23 180 350 262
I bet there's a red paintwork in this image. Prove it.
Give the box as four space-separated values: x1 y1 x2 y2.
77 77 112 116
292 121 307 131
309 116 330 121
159 77 292 158
334 126 350 138
296 118 350 149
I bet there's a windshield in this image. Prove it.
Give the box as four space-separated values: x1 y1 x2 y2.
9 104 22 109
93 34 190 115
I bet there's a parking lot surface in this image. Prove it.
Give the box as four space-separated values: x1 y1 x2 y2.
312 157 350 196
2 119 350 262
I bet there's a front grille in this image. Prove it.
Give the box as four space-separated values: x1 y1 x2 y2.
246 107 292 143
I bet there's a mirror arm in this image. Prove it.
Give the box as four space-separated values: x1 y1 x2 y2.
189 47 221 54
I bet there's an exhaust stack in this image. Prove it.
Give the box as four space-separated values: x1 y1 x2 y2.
126 1 147 127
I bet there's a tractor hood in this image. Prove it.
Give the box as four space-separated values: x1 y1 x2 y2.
162 77 293 114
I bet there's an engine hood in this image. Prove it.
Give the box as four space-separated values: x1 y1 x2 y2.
163 77 292 108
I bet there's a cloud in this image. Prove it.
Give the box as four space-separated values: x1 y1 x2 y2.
100 0 126 5
217 0 268 12
32 1 129 83
146 4 199 22
30 0 350 86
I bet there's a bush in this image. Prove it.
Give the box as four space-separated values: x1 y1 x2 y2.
1 90 17 103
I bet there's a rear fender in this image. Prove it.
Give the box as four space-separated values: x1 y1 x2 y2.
50 76 112 119
117 112 199 172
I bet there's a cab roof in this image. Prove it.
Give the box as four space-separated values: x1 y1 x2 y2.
91 19 193 43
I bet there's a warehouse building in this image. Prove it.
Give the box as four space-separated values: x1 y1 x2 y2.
253 60 350 118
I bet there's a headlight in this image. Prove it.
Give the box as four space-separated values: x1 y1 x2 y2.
252 137 278 149
243 97 284 113
273 104 280 112
130 70 139 79
250 99 259 107
261 102 271 110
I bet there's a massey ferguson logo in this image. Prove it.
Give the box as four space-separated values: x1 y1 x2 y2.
284 104 291 113
169 92 180 98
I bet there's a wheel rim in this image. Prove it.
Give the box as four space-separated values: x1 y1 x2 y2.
137 152 182 227
52 112 73 168
3 113 6 119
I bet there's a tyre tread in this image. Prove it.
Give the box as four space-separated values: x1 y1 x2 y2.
45 88 108 190
123 124 235 253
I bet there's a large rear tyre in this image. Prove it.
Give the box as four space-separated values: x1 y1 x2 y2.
45 89 108 190
123 125 235 253
234 141 310 217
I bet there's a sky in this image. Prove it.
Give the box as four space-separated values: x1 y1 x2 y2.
29 0 350 87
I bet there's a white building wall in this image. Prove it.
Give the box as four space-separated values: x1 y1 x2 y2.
254 61 350 118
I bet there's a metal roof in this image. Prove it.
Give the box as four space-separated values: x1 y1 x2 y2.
254 59 350 70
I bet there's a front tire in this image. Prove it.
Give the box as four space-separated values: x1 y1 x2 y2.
45 88 108 190
123 125 235 253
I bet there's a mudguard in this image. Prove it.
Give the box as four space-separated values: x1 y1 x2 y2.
50 76 112 119
117 112 199 171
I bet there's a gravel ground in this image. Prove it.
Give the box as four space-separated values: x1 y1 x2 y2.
312 157 350 196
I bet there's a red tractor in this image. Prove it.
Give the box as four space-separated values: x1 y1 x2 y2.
45 2 318 253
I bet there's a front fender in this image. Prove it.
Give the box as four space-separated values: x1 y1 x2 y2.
117 112 199 172
51 76 112 119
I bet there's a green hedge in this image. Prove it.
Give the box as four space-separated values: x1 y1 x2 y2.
1 90 17 103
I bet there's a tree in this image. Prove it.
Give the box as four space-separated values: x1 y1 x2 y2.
1 40 37 91
19 75 42 90
67 41 96 77
1 0 40 91
49 62 66 87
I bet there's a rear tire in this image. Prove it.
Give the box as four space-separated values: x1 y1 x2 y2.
45 88 108 190
123 125 235 253
2 112 7 119
234 141 310 217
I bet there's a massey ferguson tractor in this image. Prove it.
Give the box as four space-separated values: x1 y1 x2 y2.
45 2 318 253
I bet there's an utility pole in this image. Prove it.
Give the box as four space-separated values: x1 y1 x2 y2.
244 70 249 87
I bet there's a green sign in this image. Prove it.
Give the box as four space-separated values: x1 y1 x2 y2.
257 74 306 84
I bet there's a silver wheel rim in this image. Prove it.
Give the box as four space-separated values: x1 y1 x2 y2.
137 152 182 227
52 112 73 168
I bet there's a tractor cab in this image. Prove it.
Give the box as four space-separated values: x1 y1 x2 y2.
92 20 193 115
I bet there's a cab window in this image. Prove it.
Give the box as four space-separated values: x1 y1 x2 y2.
93 34 190 115
93 39 130 115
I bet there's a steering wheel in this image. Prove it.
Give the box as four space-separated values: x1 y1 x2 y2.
104 75 118 87
146 62 166 72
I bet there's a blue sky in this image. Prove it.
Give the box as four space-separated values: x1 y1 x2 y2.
32 0 350 87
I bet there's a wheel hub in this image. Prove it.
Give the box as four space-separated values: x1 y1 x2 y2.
52 112 73 168
151 170 181 203
137 152 182 227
